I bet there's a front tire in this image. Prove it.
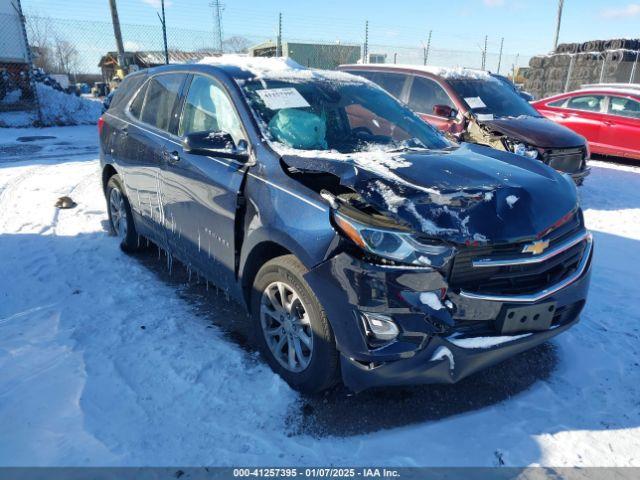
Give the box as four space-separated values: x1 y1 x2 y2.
251 255 340 394
106 174 140 252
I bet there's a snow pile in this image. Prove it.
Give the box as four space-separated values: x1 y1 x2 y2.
36 83 102 126
0 84 101 128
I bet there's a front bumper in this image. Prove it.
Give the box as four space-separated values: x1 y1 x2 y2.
305 233 592 392
569 166 591 184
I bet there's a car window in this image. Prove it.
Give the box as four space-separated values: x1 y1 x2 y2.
407 76 454 115
140 73 184 131
566 95 604 113
344 70 407 99
608 96 640 119
241 77 451 153
129 80 148 119
179 75 245 145
371 72 407 99
547 98 566 107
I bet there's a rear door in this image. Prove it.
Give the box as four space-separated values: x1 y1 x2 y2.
599 95 640 159
120 72 186 246
406 75 458 133
161 73 250 291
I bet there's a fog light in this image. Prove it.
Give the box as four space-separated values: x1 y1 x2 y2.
361 312 399 341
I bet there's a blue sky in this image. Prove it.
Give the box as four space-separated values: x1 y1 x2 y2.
21 0 640 56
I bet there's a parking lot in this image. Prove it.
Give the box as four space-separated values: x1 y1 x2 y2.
0 125 639 466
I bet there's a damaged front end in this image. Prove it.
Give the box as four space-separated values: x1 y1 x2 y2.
283 147 592 392
460 113 591 184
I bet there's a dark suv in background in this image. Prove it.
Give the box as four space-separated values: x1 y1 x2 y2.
100 58 592 393
340 64 591 184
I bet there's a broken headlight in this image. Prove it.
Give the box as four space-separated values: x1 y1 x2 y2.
506 139 539 159
333 210 454 268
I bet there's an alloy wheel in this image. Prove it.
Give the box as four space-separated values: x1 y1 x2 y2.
109 186 128 240
260 281 314 372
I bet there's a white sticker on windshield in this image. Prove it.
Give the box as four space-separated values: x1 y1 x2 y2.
256 88 310 110
464 96 486 109
476 113 494 121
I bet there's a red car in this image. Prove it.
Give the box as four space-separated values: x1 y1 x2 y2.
532 85 640 161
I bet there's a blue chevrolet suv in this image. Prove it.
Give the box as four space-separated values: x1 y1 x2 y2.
99 57 592 393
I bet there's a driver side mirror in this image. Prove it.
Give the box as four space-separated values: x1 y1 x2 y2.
433 104 458 120
183 131 249 162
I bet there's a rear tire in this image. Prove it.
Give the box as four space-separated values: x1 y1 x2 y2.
251 255 340 394
106 174 141 252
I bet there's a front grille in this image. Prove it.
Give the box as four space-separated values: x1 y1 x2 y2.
544 147 585 174
449 213 586 296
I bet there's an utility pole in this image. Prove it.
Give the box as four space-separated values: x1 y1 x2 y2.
424 30 432 66
209 0 224 54
363 20 369 64
481 35 488 70
553 0 564 52
108 0 126 75
393 52 397 64
497 37 504 74
276 12 282 57
158 0 169 64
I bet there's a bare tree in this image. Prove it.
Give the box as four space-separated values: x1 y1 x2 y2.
222 36 251 54
52 37 79 75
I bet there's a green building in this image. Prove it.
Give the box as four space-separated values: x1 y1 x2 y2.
249 40 361 69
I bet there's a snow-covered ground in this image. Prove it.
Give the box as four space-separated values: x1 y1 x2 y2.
0 125 639 467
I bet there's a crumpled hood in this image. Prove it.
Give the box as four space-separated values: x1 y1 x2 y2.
481 115 586 149
282 143 578 244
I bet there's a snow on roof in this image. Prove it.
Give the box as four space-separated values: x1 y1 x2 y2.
199 54 367 84
343 63 496 81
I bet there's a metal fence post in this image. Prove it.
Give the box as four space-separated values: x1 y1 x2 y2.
424 30 432 66
160 0 168 64
630 50 639 84
363 20 368 64
481 35 487 70
276 12 282 57
564 54 575 92
599 52 607 83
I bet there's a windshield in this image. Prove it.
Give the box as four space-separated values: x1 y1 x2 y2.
240 77 452 154
448 78 540 119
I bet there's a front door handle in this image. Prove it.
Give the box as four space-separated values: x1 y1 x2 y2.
164 150 180 164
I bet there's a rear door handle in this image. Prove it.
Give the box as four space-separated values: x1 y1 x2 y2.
603 120 614 126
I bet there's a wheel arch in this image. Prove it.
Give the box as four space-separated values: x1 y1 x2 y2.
240 240 292 312
102 163 118 194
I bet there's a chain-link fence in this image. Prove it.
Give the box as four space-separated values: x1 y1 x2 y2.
9 12 529 85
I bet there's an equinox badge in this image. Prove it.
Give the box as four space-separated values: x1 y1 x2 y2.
522 240 550 255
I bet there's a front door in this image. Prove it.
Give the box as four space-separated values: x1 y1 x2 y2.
161 73 249 293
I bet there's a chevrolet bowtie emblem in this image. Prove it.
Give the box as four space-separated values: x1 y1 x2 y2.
522 240 550 255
